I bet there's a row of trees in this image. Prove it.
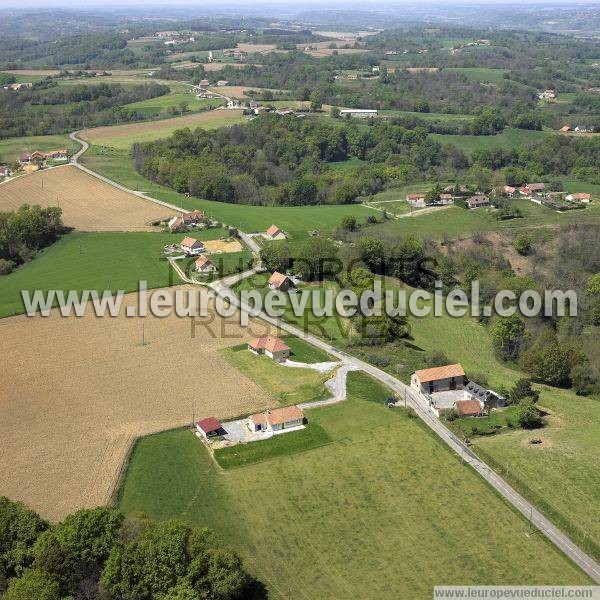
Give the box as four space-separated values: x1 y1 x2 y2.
0 497 262 600
0 205 64 275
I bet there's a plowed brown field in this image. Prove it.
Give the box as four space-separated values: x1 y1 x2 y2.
0 166 171 231
0 288 276 520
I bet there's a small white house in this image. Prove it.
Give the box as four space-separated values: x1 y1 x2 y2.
180 236 205 255
406 193 426 208
248 336 291 362
248 406 304 432
566 192 591 203
195 255 217 273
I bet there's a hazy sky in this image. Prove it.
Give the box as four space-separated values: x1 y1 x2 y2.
0 0 587 6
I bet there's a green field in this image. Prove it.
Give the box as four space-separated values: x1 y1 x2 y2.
380 109 475 122
372 200 600 240
220 343 329 405
118 372 590 599
123 93 222 117
444 67 511 84
0 134 78 163
431 128 551 154
79 148 379 237
0 229 232 318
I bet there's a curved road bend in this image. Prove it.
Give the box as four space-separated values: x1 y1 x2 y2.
68 128 600 584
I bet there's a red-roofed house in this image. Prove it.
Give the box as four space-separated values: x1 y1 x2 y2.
411 363 466 395
503 186 517 197
248 405 304 432
406 193 426 208
268 271 294 291
566 192 591 204
438 193 454 205
180 236 204 255
196 417 226 438
248 335 291 362
168 216 184 231
266 224 286 240
0 166 11 178
44 149 68 161
182 210 204 225
195 255 217 273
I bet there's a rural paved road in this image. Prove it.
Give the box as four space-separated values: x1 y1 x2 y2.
214 284 600 584
68 124 600 584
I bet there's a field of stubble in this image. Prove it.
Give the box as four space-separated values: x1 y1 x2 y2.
0 287 275 520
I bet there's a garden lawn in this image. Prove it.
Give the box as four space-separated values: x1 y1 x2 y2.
219 344 329 406
0 229 228 318
118 372 590 599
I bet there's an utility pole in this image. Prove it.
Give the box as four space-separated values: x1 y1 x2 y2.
141 321 145 346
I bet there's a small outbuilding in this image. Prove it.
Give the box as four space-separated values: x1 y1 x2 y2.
196 417 226 438
454 400 484 417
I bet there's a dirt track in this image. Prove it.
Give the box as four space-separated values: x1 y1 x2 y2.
0 166 170 231
0 288 276 520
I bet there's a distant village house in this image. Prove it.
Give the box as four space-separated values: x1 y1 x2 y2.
180 236 205 255
248 336 291 363
248 406 304 433
411 364 467 395
268 271 294 292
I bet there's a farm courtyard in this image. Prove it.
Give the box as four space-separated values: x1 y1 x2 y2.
0 289 278 521
0 165 172 231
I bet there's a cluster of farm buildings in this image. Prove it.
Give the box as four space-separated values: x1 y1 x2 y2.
406 182 592 210
0 149 69 180
411 363 506 418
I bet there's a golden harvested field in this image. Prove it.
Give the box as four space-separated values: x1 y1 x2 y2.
234 43 280 54
203 62 248 71
207 86 285 98
80 109 246 149
0 289 277 521
304 48 368 58
0 166 171 231
204 239 243 253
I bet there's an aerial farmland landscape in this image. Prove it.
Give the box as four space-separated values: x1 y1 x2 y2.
0 1 599 599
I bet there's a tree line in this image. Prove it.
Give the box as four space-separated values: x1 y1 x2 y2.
0 496 264 600
0 205 64 276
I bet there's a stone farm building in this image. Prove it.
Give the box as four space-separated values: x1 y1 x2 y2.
195 255 217 273
463 381 506 409
268 271 294 291
248 405 304 433
411 363 467 394
180 236 205 255
566 193 591 203
248 336 291 362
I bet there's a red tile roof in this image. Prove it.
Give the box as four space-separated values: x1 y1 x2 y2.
414 363 465 383
195 255 215 269
181 236 203 248
268 271 290 288
455 400 482 416
267 224 281 237
266 405 303 426
197 417 223 433
248 335 290 353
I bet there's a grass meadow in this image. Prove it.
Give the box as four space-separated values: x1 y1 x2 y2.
118 372 590 599
430 127 550 154
122 93 222 117
0 229 232 318
219 343 330 406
